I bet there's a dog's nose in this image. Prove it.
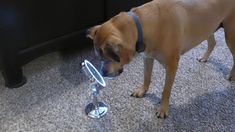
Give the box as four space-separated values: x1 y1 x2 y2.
118 68 123 74
101 68 109 77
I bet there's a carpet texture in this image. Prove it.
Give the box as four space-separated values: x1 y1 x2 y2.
0 29 235 132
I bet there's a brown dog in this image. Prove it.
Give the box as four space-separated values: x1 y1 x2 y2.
87 0 235 118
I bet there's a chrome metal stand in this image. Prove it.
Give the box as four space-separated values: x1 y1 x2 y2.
82 60 108 118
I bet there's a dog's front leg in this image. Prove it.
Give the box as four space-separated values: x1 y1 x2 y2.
157 56 179 118
131 57 154 98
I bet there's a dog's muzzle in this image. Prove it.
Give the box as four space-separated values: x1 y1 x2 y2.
100 61 109 77
100 61 123 78
100 61 112 77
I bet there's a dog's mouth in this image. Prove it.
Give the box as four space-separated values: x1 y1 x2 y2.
100 61 123 77
101 67 123 77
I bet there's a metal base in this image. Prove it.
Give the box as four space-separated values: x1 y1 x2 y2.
85 102 108 118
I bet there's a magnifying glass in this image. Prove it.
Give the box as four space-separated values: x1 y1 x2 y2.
82 60 108 118
82 60 106 87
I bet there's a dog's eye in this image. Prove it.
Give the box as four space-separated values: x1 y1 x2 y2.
105 45 120 62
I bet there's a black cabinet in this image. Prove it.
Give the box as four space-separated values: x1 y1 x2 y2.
0 0 150 88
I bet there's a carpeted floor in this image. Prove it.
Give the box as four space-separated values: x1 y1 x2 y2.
0 29 235 132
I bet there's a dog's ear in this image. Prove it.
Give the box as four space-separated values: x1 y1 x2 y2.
104 44 120 62
86 25 101 40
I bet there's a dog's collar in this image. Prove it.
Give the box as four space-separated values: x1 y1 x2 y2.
127 11 145 53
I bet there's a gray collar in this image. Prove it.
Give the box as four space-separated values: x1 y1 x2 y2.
127 11 145 53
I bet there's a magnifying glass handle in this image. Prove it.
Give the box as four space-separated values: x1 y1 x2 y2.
91 84 99 107
92 85 99 96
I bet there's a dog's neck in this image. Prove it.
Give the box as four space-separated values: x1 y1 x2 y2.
127 11 145 53
111 12 139 53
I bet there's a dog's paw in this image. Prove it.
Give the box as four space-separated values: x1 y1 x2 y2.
131 86 146 98
197 57 208 62
156 106 169 119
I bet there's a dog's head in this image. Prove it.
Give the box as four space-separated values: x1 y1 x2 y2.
87 12 137 77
